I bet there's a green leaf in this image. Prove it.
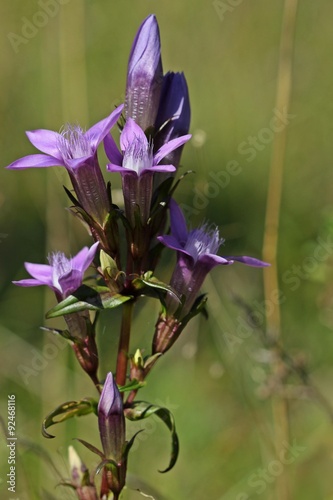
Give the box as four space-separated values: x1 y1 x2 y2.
42 398 98 438
132 273 181 303
118 379 146 393
125 401 179 473
46 285 133 318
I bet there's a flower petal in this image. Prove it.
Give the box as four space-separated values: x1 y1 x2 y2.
63 155 93 171
58 269 83 297
226 256 270 267
71 242 99 273
106 163 137 175
6 154 63 170
168 199 188 246
26 129 63 159
85 104 124 152
146 164 176 173
153 134 191 165
157 234 184 252
104 134 123 165
120 118 147 152
199 253 231 270
24 262 53 285
12 278 49 288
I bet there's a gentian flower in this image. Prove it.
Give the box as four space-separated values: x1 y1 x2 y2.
98 372 125 462
6 106 123 224
105 118 191 224
154 72 191 169
125 14 163 131
158 200 269 317
13 242 99 301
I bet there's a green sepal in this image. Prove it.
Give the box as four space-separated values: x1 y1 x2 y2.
40 326 73 341
124 401 179 473
132 271 180 303
149 176 173 220
123 430 143 463
95 458 119 477
143 353 162 371
42 398 98 438
75 438 105 459
46 285 133 318
169 170 195 197
58 482 76 491
181 294 208 328
63 185 81 207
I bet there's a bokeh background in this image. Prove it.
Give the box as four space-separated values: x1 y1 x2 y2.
1 1 333 499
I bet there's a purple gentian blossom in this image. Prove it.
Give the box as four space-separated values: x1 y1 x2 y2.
13 242 99 301
125 14 163 131
98 372 125 462
105 118 191 224
6 106 123 224
154 72 191 169
158 200 269 317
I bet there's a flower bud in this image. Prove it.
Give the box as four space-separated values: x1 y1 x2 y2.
68 446 98 500
130 349 145 382
98 372 125 462
154 72 191 168
125 15 163 131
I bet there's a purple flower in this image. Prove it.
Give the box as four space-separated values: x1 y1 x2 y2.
154 72 191 169
105 118 191 223
98 372 125 462
125 14 163 131
6 106 123 224
158 200 269 317
13 242 99 300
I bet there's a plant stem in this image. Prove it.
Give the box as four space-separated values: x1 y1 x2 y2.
116 301 134 393
262 1 298 499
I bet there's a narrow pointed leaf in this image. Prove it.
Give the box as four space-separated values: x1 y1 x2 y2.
118 379 146 393
42 398 98 438
46 285 132 318
124 401 179 472
181 294 208 328
132 274 181 303
123 430 143 462
75 438 105 460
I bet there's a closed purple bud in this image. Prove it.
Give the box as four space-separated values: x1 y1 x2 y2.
154 72 191 168
98 372 125 462
125 15 163 131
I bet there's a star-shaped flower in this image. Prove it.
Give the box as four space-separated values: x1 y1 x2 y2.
6 106 123 223
13 242 99 300
158 200 269 317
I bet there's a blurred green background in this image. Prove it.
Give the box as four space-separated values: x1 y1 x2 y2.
1 1 333 499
